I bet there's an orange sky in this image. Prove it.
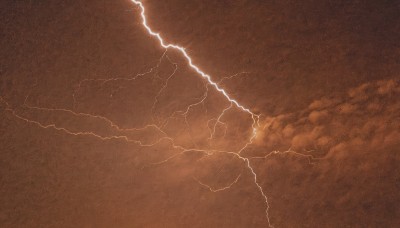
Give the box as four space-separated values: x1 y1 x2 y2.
0 0 399 227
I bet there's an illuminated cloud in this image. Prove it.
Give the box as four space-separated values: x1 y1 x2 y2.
258 79 400 157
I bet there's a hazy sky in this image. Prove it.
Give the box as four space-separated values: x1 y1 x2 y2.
1 0 399 227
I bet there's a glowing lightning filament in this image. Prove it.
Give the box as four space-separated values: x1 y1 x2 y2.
131 1 257 116
130 1 273 227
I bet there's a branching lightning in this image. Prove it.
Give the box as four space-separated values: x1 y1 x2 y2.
0 2 326 227
129 0 273 226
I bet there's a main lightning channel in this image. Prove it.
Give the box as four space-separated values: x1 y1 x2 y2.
131 0 256 117
130 1 273 227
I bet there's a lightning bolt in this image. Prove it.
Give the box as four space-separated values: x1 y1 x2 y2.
130 1 258 119
130 1 272 227
0 1 326 226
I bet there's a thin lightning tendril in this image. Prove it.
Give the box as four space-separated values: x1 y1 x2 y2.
194 173 242 193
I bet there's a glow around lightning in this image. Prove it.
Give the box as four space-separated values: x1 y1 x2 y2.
131 1 257 116
130 1 272 227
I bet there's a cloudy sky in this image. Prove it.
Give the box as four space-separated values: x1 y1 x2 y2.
1 0 399 227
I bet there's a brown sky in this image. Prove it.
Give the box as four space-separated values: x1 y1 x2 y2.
0 0 399 227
